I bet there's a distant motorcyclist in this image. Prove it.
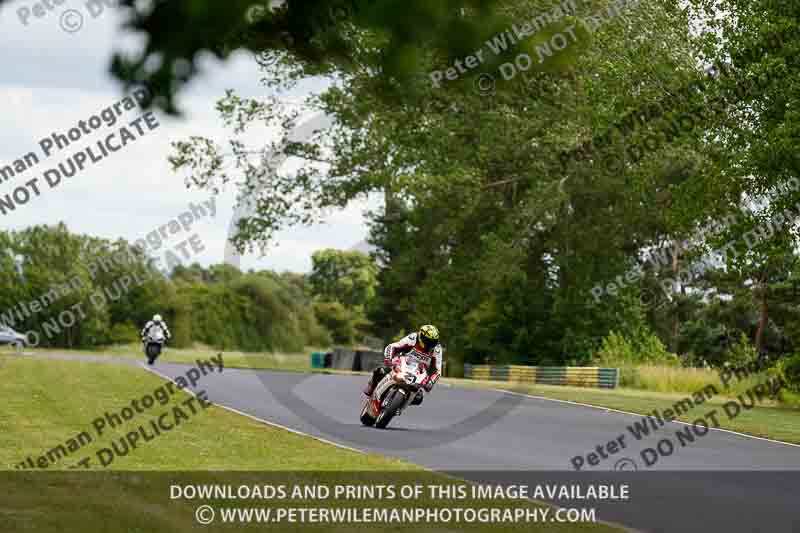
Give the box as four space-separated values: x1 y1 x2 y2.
141 314 171 343
363 325 443 405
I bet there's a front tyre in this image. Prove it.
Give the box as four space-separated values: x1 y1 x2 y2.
146 343 161 365
375 390 406 429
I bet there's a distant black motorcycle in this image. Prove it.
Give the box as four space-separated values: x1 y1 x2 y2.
143 328 166 365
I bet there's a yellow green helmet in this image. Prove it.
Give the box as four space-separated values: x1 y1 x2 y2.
418 324 440 351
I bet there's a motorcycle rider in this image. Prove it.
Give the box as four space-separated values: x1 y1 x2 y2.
141 314 172 344
364 325 443 406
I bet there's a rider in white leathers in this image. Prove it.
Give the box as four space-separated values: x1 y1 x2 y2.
141 314 172 343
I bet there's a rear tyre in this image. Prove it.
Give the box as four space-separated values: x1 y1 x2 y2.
375 390 406 429
360 400 376 427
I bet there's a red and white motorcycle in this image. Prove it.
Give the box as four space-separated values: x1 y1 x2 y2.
360 350 429 429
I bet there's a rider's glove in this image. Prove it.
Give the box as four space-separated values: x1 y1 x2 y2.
420 377 432 392
422 373 439 392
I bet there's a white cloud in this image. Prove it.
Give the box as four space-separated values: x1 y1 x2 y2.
0 0 374 273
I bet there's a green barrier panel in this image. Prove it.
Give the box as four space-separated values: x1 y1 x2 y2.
310 351 326 369
598 367 620 388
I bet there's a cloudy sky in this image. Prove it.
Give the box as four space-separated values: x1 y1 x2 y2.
0 0 376 273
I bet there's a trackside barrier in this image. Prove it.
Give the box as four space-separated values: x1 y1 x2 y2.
330 347 356 370
463 364 619 389
326 348 384 371
310 352 327 369
353 350 384 372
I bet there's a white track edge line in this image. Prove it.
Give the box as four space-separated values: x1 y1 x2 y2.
141 363 367 456
142 364 641 532
492 388 800 449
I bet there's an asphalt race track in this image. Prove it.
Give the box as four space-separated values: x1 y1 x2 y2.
147 362 800 533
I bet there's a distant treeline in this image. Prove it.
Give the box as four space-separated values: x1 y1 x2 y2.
0 224 375 352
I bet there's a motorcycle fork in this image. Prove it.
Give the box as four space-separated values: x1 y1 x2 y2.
393 389 414 417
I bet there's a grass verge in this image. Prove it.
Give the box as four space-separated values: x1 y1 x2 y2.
25 344 324 372
0 356 619 533
0 356 399 471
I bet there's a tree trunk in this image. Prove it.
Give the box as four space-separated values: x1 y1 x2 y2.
754 286 768 354
670 240 681 352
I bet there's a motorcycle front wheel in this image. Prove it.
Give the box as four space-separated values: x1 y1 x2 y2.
146 343 161 365
375 389 406 429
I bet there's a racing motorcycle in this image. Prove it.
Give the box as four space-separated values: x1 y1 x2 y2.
360 350 429 429
143 327 166 365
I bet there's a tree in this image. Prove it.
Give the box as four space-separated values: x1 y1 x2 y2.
0 0 521 114
309 249 378 309
169 0 800 369
684 0 800 359
170 0 703 365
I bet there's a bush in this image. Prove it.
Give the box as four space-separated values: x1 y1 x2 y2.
639 333 680 366
618 366 642 388
783 355 800 392
594 330 678 367
775 354 800 394
297 307 332 348
178 272 332 353
171 293 193 349
593 331 636 366
777 389 800 408
109 322 140 345
723 333 759 368
313 301 359 345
